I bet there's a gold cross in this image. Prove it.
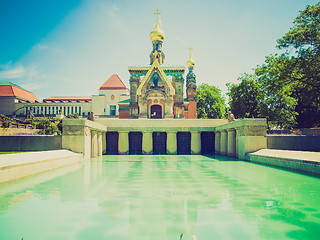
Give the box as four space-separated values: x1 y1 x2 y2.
154 9 161 16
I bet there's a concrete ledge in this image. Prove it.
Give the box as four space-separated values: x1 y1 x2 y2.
62 119 107 132
96 118 228 132
215 118 267 131
247 149 320 176
0 150 83 184
0 128 39 136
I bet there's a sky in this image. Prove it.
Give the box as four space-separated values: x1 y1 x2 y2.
0 0 319 100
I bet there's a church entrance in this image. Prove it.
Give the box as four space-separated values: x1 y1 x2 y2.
150 105 162 119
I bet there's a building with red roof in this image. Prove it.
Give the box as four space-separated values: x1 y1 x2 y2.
0 81 38 102
0 81 39 115
43 96 92 103
99 74 127 90
0 74 130 118
92 74 129 117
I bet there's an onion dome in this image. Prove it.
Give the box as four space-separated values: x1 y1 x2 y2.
187 54 195 68
150 19 165 41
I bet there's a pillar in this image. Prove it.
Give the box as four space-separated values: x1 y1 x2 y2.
97 131 103 156
215 131 221 155
118 131 129 154
91 130 98 157
220 130 227 156
142 131 153 154
167 131 177 154
227 129 236 157
62 125 91 158
102 132 106 155
191 131 201 155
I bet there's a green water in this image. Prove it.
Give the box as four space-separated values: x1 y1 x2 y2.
1 155 320 240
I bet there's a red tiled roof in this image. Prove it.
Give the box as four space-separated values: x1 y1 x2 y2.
0 85 38 102
43 96 92 103
100 74 127 89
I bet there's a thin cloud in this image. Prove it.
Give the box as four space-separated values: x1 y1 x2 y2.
0 65 25 80
0 62 13 70
20 82 46 91
34 44 49 50
33 44 65 55
111 4 119 11
175 36 190 46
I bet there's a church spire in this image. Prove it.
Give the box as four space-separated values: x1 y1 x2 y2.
149 9 165 65
187 47 195 70
150 9 165 41
186 47 197 101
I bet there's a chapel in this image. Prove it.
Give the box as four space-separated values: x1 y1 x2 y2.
121 10 197 119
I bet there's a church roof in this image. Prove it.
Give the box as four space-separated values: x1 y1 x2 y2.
100 74 127 90
0 81 38 102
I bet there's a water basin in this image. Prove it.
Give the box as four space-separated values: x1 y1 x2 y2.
0 155 320 239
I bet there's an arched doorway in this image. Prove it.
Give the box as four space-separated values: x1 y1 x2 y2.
150 105 162 119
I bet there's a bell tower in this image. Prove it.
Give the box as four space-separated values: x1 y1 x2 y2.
186 47 197 118
149 10 165 65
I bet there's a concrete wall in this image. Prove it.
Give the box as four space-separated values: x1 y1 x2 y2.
268 128 320 136
0 135 62 151
62 119 107 158
214 119 267 160
61 118 268 158
267 135 320 151
94 118 267 158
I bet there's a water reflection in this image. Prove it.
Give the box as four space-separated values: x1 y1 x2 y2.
1 155 320 239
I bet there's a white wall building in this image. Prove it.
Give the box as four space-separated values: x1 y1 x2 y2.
92 74 129 117
0 74 130 119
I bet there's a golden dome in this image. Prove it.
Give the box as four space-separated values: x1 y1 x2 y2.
187 54 195 68
150 19 165 41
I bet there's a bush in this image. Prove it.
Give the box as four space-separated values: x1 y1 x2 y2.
34 118 61 135
1 120 10 128
65 113 80 119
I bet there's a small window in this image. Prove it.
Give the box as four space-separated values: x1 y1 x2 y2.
110 105 116 115
111 95 115 100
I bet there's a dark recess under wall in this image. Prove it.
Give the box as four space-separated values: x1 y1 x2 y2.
153 132 167 154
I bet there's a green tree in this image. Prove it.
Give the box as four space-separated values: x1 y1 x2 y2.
255 55 298 129
228 3 320 128
227 73 262 119
197 84 226 119
275 3 320 127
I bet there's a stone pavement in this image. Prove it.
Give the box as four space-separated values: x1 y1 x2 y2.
249 149 320 162
247 149 320 176
0 150 83 184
